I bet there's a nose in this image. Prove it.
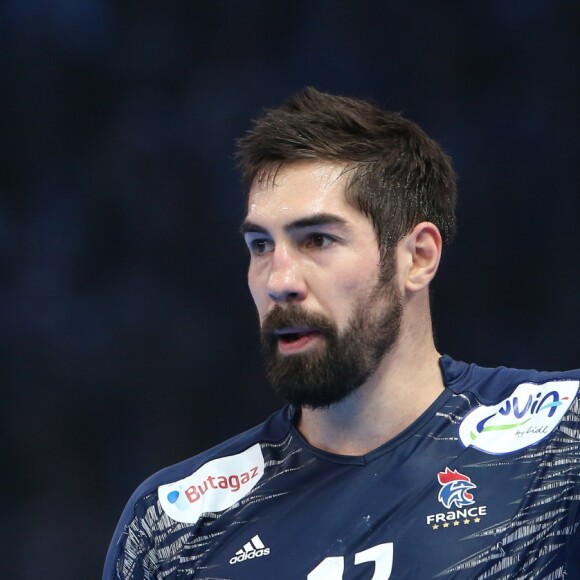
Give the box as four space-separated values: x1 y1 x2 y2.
266 246 307 304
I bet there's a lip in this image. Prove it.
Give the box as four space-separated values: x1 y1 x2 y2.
273 326 316 336
274 327 322 354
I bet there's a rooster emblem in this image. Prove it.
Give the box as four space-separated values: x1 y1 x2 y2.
437 468 476 509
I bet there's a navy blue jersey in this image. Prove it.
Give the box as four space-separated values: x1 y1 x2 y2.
103 356 580 579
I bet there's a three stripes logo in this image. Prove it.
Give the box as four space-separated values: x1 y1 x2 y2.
229 535 271 564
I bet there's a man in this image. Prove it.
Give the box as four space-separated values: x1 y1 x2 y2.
104 88 580 579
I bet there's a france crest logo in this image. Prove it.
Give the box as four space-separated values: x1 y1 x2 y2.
437 468 476 509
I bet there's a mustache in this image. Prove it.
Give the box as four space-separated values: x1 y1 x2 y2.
261 305 336 338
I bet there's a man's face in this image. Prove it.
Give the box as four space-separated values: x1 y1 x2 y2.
242 161 404 409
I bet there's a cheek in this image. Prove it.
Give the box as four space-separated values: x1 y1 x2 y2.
341 261 381 296
323 269 379 322
247 269 267 316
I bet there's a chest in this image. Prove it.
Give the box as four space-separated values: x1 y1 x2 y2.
151 443 578 579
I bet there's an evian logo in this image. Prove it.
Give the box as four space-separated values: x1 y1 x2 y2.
158 443 265 524
459 380 579 454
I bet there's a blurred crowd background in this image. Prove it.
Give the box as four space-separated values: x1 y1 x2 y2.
1 1 579 578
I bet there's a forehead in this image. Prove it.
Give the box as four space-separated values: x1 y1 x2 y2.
246 161 358 224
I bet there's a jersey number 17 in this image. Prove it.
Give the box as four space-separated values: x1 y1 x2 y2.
308 542 393 579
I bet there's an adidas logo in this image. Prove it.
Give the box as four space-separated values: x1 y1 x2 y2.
229 535 271 564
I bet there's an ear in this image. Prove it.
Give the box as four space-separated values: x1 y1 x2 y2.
399 222 442 293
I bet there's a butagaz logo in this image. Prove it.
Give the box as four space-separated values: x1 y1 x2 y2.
229 535 270 565
459 380 579 454
426 468 487 529
437 467 475 509
158 443 265 524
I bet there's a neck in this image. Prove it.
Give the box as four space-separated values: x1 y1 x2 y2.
295 309 444 456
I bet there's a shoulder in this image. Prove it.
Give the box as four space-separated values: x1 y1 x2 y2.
440 354 580 405
103 406 293 579
440 355 580 455
132 406 291 499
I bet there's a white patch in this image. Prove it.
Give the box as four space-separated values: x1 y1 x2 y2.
159 443 265 523
459 380 579 454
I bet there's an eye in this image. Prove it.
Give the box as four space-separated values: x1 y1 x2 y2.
304 233 335 249
246 237 274 256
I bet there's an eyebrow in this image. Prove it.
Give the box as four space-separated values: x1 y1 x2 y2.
240 213 349 236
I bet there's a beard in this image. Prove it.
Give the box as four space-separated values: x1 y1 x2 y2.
259 260 404 409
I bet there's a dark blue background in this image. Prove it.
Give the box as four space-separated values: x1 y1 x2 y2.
1 1 578 577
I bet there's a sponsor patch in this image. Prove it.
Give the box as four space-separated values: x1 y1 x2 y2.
459 380 579 454
159 443 265 523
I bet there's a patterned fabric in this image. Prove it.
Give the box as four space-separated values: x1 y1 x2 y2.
103 356 580 579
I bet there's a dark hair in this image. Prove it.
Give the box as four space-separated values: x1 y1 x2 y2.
236 87 457 253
